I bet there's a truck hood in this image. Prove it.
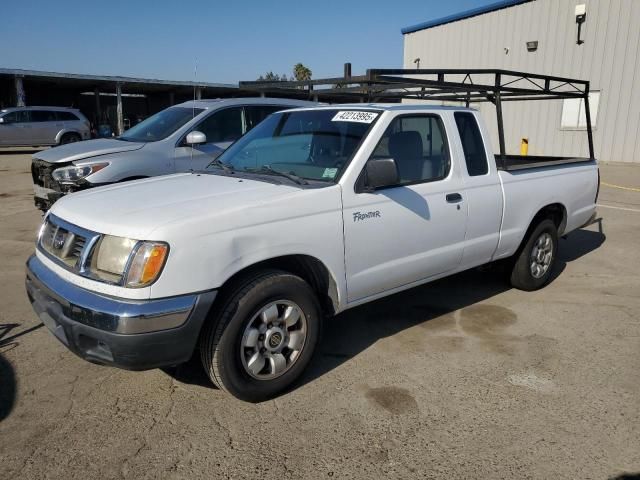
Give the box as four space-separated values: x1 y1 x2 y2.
33 138 145 164
50 173 301 239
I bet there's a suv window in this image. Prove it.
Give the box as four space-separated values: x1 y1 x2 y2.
31 110 58 122
245 105 286 130
120 106 204 142
2 110 30 123
56 111 80 121
454 112 488 176
196 107 243 143
369 114 449 185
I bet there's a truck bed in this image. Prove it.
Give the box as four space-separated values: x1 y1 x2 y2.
497 155 594 171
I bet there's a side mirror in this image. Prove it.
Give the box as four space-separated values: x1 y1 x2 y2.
185 130 207 145
361 158 399 192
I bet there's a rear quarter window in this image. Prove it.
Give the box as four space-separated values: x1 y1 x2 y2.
56 111 80 121
454 112 489 176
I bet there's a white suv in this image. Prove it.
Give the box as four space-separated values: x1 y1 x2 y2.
0 106 90 146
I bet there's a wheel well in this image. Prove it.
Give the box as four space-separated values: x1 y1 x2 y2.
532 203 567 235
512 203 566 259
219 255 339 316
58 131 80 142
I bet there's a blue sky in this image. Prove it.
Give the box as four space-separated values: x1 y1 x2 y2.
1 0 493 84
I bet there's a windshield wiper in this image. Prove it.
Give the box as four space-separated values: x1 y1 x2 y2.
244 165 308 185
206 157 234 174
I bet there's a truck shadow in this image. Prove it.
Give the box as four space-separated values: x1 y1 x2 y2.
301 226 605 392
165 227 605 396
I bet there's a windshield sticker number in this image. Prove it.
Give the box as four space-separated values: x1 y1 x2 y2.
332 111 378 124
322 168 338 179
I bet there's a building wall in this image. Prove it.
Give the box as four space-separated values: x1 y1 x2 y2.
403 0 640 163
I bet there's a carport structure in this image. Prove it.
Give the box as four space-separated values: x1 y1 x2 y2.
0 68 240 135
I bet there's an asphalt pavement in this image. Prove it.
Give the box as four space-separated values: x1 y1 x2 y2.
0 151 638 479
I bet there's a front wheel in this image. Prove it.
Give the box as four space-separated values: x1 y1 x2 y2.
509 219 558 291
200 270 321 402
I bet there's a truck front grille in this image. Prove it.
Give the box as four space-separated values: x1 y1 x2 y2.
40 218 89 268
38 215 100 272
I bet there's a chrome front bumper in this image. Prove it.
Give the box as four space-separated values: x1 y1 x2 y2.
25 254 217 370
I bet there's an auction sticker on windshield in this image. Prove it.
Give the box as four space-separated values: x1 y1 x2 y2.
332 111 378 123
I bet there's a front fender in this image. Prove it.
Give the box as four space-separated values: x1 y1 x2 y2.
147 187 347 309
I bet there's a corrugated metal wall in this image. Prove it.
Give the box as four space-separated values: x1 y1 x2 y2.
403 0 640 163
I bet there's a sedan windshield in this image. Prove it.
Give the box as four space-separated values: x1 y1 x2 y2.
119 107 204 142
213 109 379 183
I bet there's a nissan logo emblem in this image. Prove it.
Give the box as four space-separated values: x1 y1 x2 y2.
269 332 282 348
52 230 66 250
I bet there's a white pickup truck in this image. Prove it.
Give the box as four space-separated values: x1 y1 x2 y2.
26 103 598 401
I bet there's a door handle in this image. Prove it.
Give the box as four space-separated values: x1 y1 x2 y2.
446 193 463 203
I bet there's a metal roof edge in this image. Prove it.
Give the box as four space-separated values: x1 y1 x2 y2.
401 0 534 34
0 68 238 89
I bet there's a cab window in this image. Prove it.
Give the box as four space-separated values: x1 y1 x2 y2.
369 114 450 185
454 112 488 176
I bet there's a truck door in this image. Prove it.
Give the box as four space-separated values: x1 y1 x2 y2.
174 107 244 172
453 111 503 269
342 113 468 303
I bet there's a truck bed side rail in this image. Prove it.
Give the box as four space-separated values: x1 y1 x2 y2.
498 155 595 171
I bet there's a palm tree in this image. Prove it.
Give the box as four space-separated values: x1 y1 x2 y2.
293 63 312 82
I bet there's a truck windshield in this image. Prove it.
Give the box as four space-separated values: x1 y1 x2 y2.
214 109 379 182
119 107 203 142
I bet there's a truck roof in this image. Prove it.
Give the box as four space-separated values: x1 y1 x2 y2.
282 103 477 113
177 97 318 110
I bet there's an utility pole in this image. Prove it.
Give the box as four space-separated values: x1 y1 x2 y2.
116 82 124 135
14 76 26 106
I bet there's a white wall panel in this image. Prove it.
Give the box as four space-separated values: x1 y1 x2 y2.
403 0 640 163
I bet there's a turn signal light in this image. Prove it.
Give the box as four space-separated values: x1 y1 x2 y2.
125 242 169 288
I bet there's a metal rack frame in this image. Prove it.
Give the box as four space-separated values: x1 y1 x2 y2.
240 68 595 162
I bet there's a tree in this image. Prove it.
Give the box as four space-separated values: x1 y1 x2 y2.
293 63 312 82
257 71 287 82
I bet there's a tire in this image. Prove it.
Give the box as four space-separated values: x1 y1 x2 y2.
200 270 322 402
60 133 81 144
509 219 558 291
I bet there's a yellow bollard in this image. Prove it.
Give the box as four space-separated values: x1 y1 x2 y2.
520 138 529 156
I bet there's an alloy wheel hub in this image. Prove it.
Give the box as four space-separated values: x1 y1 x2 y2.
530 232 553 279
240 300 308 380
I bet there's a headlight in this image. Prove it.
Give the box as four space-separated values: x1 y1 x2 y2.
89 235 168 287
52 162 109 184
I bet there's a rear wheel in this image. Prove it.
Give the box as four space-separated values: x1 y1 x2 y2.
60 132 81 144
200 270 321 402
509 219 558 291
